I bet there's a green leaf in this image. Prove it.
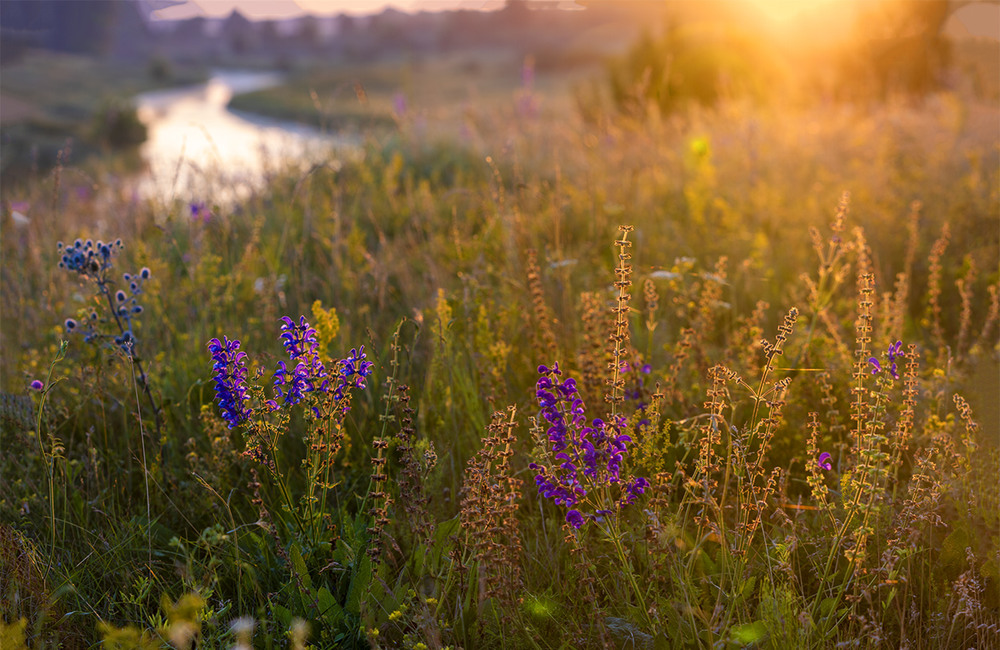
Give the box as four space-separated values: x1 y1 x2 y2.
882 586 897 612
981 556 999 582
317 587 345 625
730 620 767 645
346 553 372 615
940 523 972 575
271 603 292 627
289 542 313 590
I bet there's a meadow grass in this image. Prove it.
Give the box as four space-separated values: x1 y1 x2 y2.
0 78 998 649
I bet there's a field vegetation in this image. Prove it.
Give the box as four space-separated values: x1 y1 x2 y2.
1 3 998 648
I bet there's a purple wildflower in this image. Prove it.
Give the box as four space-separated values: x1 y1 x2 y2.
817 452 833 471
869 341 905 379
393 92 408 118
190 202 211 222
330 346 373 412
208 336 252 429
887 340 903 379
565 509 585 529
272 316 328 409
530 364 648 528
620 476 649 508
56 239 148 351
30 380 44 391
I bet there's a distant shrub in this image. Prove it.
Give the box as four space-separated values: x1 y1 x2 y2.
90 99 146 151
608 21 780 116
147 56 173 83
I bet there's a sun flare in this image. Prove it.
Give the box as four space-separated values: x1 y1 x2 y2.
744 0 824 23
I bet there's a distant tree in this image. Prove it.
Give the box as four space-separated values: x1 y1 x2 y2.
298 15 320 48
335 13 355 36
608 20 779 116
48 0 118 55
844 0 953 99
173 16 206 42
498 0 532 27
222 9 254 55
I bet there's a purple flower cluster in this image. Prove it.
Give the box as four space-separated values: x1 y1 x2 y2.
529 364 649 529
268 316 373 417
57 239 150 355
190 202 212 223
868 340 904 380
57 238 121 279
208 336 252 429
331 346 373 409
271 316 329 412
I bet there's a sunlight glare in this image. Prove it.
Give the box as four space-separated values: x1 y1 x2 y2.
744 0 823 24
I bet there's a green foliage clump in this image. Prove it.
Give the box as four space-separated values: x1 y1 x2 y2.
608 22 781 116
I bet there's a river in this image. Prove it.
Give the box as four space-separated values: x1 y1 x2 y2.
134 70 350 203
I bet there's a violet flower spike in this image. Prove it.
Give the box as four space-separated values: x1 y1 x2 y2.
208 336 253 429
530 363 648 528
887 340 904 379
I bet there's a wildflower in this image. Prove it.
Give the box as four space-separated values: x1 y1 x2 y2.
273 360 315 407
887 339 903 379
57 238 122 278
330 346 374 412
278 316 319 360
620 476 649 507
114 330 135 355
565 509 585 529
868 340 905 379
190 202 211 222
208 336 252 429
817 452 833 471
272 316 329 409
56 239 148 351
530 364 648 527
30 379 44 391
392 92 408 118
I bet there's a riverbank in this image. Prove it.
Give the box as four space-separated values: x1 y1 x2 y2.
0 50 207 185
225 51 602 136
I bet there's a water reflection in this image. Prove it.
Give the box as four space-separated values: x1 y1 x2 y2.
135 70 349 203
